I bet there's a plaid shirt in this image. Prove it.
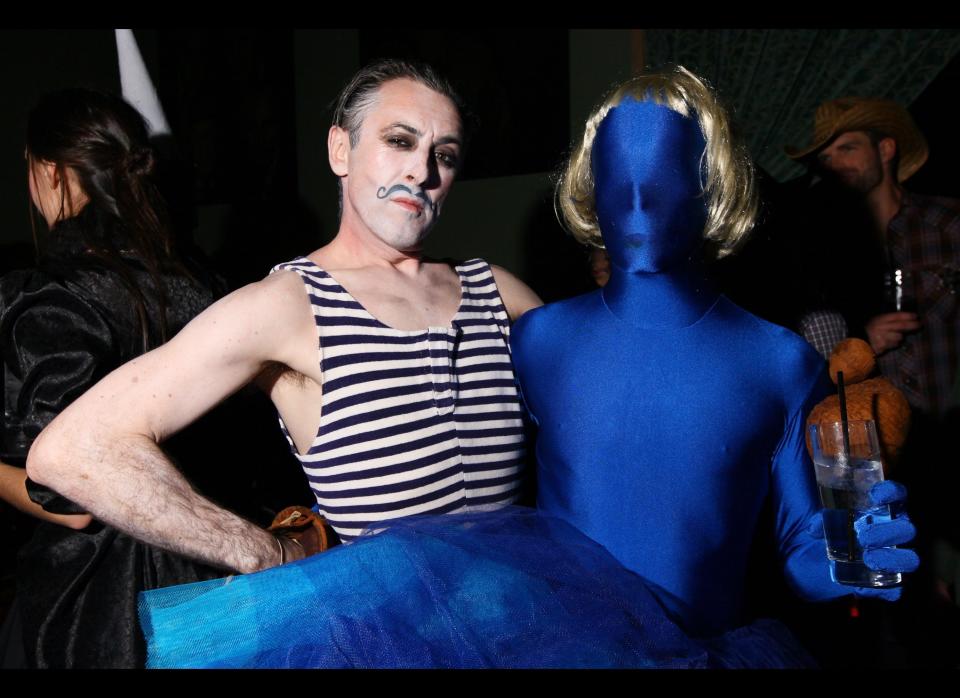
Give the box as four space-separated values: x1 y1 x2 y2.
878 191 960 416
799 310 848 360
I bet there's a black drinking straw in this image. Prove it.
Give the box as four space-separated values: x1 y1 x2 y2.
837 371 855 562
837 371 852 459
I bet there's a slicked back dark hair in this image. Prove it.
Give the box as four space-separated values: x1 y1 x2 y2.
332 58 473 149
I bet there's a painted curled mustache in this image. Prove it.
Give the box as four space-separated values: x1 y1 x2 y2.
376 184 436 215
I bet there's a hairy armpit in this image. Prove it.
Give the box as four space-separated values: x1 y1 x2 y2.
257 361 308 390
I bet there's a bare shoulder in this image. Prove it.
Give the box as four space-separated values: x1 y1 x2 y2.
190 271 312 347
219 268 308 312
489 264 543 322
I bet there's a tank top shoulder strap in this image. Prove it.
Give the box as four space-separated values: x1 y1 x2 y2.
454 258 511 334
270 257 375 328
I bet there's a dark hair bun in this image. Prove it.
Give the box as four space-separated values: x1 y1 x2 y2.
124 146 155 177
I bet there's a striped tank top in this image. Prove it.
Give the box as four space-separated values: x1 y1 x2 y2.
270 257 525 542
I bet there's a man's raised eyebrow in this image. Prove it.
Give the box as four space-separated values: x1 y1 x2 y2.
380 122 462 147
381 122 421 137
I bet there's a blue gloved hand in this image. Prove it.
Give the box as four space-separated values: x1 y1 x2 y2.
798 480 918 602
841 479 917 601
855 480 919 577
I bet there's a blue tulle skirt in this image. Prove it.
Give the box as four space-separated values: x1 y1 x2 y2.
138 507 815 668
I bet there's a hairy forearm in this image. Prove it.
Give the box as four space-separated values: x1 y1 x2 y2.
0 461 92 529
28 429 280 573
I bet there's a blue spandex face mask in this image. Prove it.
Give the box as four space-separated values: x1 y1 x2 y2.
592 99 708 273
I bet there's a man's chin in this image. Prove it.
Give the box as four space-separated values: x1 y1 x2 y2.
840 176 866 191
383 229 432 255
824 171 879 196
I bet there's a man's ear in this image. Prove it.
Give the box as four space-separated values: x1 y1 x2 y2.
328 125 350 177
878 137 898 169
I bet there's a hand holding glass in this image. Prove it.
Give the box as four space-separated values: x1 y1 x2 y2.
808 420 901 588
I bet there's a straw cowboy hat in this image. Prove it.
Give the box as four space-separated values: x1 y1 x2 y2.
785 97 929 182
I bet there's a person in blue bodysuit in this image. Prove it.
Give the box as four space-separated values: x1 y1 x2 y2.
511 66 919 638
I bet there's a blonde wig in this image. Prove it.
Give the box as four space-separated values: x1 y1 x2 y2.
557 66 758 260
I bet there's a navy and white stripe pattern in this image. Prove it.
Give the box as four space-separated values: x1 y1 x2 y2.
271 257 525 542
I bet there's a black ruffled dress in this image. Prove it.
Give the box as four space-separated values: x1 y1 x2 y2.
0 208 229 668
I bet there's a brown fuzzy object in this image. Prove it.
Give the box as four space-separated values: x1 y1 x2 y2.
828 338 876 384
806 341 912 470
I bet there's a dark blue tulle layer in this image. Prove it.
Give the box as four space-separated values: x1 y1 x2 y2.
138 507 815 668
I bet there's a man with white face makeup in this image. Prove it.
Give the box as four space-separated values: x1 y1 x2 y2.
26 59 542 573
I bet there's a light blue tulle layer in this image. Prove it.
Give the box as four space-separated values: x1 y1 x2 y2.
139 507 814 668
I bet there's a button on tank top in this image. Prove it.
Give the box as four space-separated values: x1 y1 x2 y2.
270 257 525 541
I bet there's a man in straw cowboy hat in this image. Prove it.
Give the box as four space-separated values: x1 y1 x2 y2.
788 99 960 648
787 97 960 421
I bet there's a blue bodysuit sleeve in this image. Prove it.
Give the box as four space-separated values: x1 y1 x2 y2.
769 365 848 602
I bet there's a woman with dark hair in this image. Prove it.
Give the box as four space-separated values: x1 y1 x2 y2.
0 88 226 668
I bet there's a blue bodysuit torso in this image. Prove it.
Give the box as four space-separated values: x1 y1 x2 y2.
512 287 835 636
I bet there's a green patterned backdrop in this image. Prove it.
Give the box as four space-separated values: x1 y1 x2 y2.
645 29 960 181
